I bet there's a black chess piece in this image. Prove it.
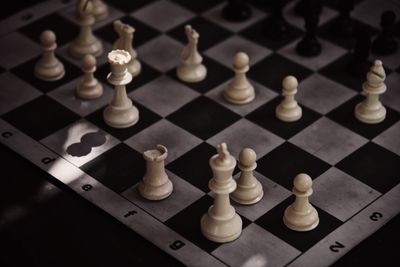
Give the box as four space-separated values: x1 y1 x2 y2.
265 1 289 39
296 5 321 57
294 0 322 18
349 28 371 77
331 0 355 38
372 10 398 55
222 0 252 22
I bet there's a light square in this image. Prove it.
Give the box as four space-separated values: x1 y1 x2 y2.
207 118 284 159
124 119 202 164
131 0 195 32
382 72 400 112
289 117 368 165
311 167 381 221
278 38 347 71
373 121 400 156
202 3 266 33
205 79 277 116
0 72 42 115
41 119 120 167
47 78 114 117
204 35 272 68
213 223 301 267
129 75 199 117
352 0 400 29
297 73 357 114
0 32 41 69
122 170 205 222
137 35 184 73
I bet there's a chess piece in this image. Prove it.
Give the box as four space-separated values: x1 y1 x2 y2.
331 0 355 38
276 75 302 122
231 148 263 205
283 173 319 231
201 143 242 243
176 25 207 83
372 11 398 55
222 0 252 22
113 20 141 77
76 54 103 99
92 0 108 21
355 60 387 124
265 1 289 39
296 5 321 57
139 145 173 200
103 50 139 128
34 30 65 81
69 0 103 60
224 52 255 104
350 28 371 77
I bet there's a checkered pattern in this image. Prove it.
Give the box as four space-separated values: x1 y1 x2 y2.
1 0 400 266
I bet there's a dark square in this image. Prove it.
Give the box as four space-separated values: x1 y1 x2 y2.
85 103 162 141
239 17 303 51
10 56 81 93
167 56 231 93
166 96 241 140
95 16 160 48
2 95 80 140
255 196 342 252
167 17 233 51
0 66 5 74
246 97 322 139
248 53 313 92
97 61 161 92
327 95 400 139
80 143 144 193
18 13 79 46
165 195 251 253
171 0 224 13
167 142 217 192
319 17 378 50
109 0 157 13
257 142 331 190
336 142 400 193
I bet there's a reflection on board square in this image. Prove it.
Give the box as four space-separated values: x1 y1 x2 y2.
2 95 80 140
257 142 331 190
11 56 81 93
80 143 144 194
336 142 400 194
255 196 343 252
247 96 322 140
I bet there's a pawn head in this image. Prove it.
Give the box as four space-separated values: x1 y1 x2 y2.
293 173 312 192
239 148 256 166
282 75 298 91
40 30 56 46
82 54 96 69
233 52 249 69
381 10 396 28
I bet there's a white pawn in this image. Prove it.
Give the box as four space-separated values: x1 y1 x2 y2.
276 75 302 122
176 25 207 83
76 54 103 99
231 148 263 205
224 52 255 104
139 145 173 200
69 0 103 59
355 60 387 124
201 143 242 243
103 50 139 128
113 20 141 77
92 0 109 21
34 30 65 81
283 173 319 232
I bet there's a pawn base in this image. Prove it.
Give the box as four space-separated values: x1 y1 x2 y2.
34 62 65 81
276 105 302 122
138 179 173 201
177 64 207 83
77 81 103 100
296 38 322 57
201 212 242 243
68 39 103 60
283 205 319 232
355 102 386 124
224 86 255 105
231 181 263 205
103 104 139 128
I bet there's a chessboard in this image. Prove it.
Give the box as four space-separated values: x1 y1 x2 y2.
1 0 400 266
